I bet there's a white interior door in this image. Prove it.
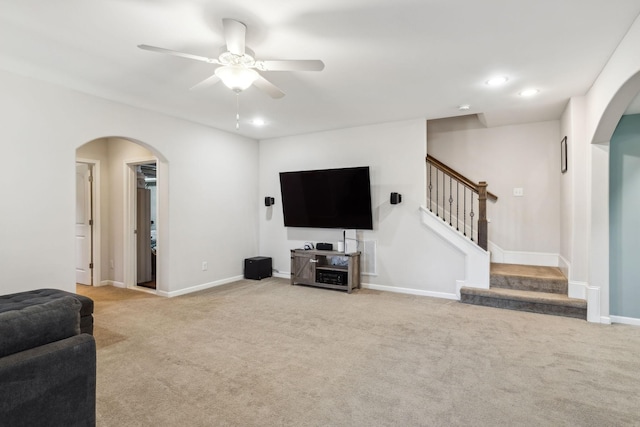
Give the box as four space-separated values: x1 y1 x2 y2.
75 163 92 285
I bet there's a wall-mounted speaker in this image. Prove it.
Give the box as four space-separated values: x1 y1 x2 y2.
390 192 402 205
265 197 275 207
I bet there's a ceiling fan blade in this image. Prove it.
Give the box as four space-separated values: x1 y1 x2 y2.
138 44 218 64
256 60 325 72
253 73 285 99
189 73 221 91
222 18 246 56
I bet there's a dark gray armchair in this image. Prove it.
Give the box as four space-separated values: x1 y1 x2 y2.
0 295 96 426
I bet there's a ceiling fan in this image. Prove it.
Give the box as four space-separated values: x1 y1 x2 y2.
138 18 324 99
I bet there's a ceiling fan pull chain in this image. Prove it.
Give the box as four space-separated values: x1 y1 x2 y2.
236 93 240 130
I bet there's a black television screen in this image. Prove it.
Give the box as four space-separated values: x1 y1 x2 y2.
279 166 373 230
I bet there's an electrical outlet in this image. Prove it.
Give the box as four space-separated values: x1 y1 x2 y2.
513 187 524 197
202 261 208 271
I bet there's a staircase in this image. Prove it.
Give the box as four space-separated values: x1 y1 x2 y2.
425 156 587 320
460 263 587 320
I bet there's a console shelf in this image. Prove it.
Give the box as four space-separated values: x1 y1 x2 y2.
290 249 361 293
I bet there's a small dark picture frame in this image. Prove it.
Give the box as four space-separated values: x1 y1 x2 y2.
560 136 568 173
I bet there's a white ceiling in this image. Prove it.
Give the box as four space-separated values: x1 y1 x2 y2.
1 0 640 140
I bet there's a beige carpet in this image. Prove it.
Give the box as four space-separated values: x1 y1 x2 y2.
77 279 640 426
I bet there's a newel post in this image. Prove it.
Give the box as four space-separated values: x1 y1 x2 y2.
477 181 488 251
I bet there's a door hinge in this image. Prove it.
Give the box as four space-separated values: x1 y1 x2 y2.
88 175 93 182
89 263 93 269
89 219 93 226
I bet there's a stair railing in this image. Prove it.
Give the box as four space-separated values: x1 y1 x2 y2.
426 156 497 250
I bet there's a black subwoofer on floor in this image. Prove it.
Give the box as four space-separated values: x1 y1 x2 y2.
244 256 272 280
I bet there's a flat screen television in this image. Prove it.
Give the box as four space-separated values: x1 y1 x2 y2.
279 166 373 230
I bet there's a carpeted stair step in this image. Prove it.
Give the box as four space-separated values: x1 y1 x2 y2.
491 263 567 294
460 286 587 320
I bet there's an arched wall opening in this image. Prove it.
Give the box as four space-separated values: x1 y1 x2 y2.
588 70 640 324
75 136 169 295
591 74 640 145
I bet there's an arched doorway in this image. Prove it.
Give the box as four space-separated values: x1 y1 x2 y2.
75 137 168 295
609 111 640 321
589 71 640 324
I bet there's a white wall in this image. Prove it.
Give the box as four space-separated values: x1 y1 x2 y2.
0 69 259 296
560 13 640 323
259 119 465 297
427 116 561 255
559 98 590 285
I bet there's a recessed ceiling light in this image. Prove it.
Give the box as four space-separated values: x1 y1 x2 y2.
519 88 540 97
251 118 266 126
458 104 471 111
486 76 509 86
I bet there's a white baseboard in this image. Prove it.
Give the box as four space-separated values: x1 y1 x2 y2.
362 282 458 300
99 280 124 288
610 315 640 326
586 285 601 323
456 280 464 300
567 280 602 324
559 258 609 325
488 242 559 266
277 270 458 300
568 280 588 299
278 270 459 301
158 275 244 298
558 255 570 280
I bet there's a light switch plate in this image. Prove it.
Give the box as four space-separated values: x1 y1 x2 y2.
513 187 524 197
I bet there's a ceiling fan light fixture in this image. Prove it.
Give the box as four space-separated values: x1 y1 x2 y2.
215 65 258 92
139 19 322 100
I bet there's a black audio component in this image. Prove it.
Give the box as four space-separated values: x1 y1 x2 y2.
316 270 348 285
316 242 333 251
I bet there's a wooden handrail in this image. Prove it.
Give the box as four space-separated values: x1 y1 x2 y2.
426 155 497 250
426 156 498 202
